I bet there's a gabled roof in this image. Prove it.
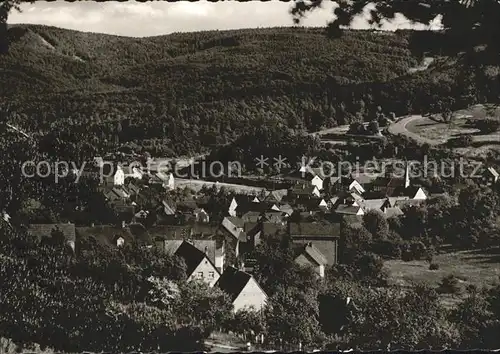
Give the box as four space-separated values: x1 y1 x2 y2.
161 199 177 215
28 223 76 242
241 211 263 223
290 185 319 195
174 241 213 277
394 199 425 208
225 216 245 228
216 266 266 302
387 196 410 207
161 239 217 266
279 204 294 215
486 167 499 178
289 222 341 238
335 204 363 215
264 189 288 203
358 198 388 211
390 186 425 198
384 207 404 218
264 211 285 224
298 243 328 266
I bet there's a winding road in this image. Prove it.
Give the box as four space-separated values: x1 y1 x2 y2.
386 115 442 146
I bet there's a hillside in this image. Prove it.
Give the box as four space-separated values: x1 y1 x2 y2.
0 24 490 157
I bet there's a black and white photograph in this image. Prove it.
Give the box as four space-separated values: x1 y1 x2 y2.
1 0 500 352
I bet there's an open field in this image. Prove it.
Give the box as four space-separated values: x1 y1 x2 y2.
385 248 500 306
176 178 264 194
388 105 500 158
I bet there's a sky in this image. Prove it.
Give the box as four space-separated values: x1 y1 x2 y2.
8 1 443 38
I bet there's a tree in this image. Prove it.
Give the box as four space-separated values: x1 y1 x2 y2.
346 284 460 350
292 0 500 49
362 210 389 239
367 120 380 135
265 286 322 347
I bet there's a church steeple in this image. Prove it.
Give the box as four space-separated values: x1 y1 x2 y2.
404 159 410 188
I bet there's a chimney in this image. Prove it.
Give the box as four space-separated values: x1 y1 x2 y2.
91 222 95 227
204 246 208 254
121 220 126 228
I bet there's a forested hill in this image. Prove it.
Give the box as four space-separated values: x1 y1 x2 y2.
0 24 493 157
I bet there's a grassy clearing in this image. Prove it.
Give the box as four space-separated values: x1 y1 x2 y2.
456 104 500 120
385 248 500 290
405 116 477 143
405 104 500 152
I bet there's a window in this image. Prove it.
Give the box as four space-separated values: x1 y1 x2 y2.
197 272 203 279
208 271 215 279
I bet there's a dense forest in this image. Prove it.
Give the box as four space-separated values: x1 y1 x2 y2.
1 25 496 158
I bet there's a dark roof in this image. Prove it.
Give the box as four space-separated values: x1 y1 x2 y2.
148 224 221 241
264 189 288 203
28 224 76 242
289 222 340 238
225 216 245 228
335 204 363 215
390 186 424 198
176 200 199 212
290 185 317 195
342 215 364 227
174 241 210 276
174 241 208 276
76 226 137 247
242 211 263 223
395 199 425 209
215 266 254 302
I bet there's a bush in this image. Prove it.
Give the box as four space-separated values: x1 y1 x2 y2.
438 274 462 295
429 263 440 270
370 239 402 259
402 241 429 261
448 134 473 147
474 118 500 134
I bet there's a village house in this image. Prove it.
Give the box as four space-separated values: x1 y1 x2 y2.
76 226 141 248
357 198 391 213
294 242 328 278
279 203 294 216
228 195 255 217
481 167 499 186
193 208 210 223
27 223 77 251
288 184 321 200
173 241 221 287
216 266 268 313
288 222 341 265
263 189 288 204
238 221 286 258
153 170 175 190
114 235 125 247
157 236 225 274
335 204 365 216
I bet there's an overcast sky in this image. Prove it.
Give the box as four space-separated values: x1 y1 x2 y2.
8 1 443 37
